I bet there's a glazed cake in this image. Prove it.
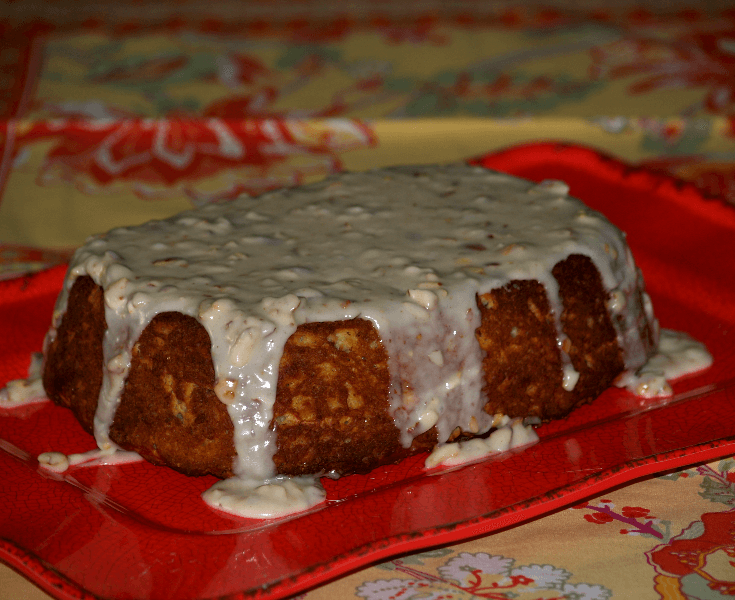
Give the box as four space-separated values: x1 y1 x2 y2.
42 164 658 489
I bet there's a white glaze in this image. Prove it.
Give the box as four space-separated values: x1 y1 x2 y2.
37 451 70 473
616 328 713 397
37 448 142 474
425 417 540 469
44 163 663 517
0 353 46 407
202 475 326 519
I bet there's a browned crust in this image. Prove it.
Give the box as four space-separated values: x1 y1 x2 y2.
43 274 104 434
44 255 632 478
476 278 565 420
110 312 237 478
552 254 625 413
272 320 436 476
476 254 624 421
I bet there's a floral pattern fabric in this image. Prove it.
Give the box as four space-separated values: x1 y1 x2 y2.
3 6 735 273
300 459 735 600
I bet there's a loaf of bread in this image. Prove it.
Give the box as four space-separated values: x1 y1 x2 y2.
42 164 658 481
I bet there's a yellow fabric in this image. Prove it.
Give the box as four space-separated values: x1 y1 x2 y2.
3 116 733 250
3 21 735 260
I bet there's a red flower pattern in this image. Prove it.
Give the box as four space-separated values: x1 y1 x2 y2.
16 117 375 202
584 512 615 525
621 506 651 519
648 510 735 597
576 501 663 538
591 25 735 116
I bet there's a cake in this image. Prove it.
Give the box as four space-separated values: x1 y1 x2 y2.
42 164 659 486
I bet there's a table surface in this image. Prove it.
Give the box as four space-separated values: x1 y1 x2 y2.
1 2 735 599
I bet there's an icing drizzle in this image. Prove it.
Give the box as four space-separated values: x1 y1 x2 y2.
45 163 663 516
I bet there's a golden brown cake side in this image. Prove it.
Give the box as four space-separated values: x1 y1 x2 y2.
476 254 626 421
110 312 237 478
43 274 104 434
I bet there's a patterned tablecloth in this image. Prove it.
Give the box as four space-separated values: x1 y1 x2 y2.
1 2 735 599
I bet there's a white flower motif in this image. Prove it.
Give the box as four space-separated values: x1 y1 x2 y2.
562 582 613 600
511 564 571 588
356 555 613 600
356 578 434 600
438 552 513 585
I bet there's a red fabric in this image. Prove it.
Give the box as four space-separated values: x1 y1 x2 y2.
0 265 66 385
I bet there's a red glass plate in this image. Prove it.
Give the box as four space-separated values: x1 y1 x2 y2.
2 142 735 600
